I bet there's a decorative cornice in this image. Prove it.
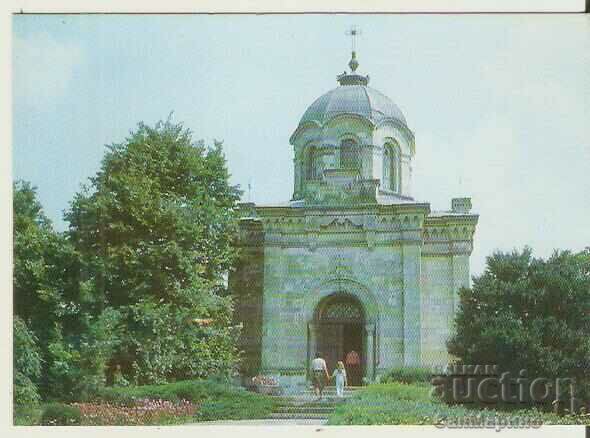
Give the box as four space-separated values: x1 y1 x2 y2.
422 215 478 256
290 114 414 149
243 202 431 217
422 224 476 242
236 202 477 254
319 217 364 232
290 113 376 144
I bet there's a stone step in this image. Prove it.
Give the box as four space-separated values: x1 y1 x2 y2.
274 406 335 414
296 399 351 405
284 396 350 403
268 412 331 420
280 404 339 411
304 389 359 392
305 385 362 390
307 385 363 390
302 391 358 397
279 400 341 406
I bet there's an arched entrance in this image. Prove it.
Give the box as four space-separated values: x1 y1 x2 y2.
314 293 365 386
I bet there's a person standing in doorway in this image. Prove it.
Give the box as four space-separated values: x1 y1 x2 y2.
345 349 361 386
332 361 348 398
311 352 329 400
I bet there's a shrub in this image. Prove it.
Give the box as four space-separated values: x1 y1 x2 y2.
329 382 448 425
380 367 432 385
14 372 41 409
45 309 123 402
92 379 277 423
13 405 43 426
45 331 81 401
448 248 590 396
41 403 81 426
13 317 42 407
94 379 227 405
328 382 590 426
196 391 276 421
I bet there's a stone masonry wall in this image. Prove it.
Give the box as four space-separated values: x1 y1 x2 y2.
232 205 477 382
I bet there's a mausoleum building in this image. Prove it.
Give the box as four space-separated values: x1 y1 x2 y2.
230 50 479 389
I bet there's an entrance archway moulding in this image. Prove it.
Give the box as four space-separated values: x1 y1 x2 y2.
303 277 379 326
304 277 380 382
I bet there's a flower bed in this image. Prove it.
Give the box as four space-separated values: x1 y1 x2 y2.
15 380 278 425
72 398 198 426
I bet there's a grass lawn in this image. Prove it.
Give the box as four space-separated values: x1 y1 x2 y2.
328 382 590 426
14 379 278 426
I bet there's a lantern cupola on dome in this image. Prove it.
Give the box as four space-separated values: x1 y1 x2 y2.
289 34 415 206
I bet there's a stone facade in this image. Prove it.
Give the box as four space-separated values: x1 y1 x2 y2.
230 51 478 390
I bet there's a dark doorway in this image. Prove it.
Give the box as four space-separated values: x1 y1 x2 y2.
315 294 365 386
343 323 363 386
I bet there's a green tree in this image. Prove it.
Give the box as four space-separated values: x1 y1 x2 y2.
65 118 242 384
13 316 42 406
13 181 120 400
13 181 87 397
13 181 81 338
448 247 590 383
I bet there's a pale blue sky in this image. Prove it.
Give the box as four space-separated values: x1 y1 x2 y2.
12 14 590 275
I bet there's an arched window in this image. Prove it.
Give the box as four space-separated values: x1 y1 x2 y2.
340 139 361 172
382 144 399 192
306 146 316 180
383 147 392 191
306 146 322 180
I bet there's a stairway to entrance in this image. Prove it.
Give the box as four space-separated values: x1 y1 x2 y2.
267 386 362 421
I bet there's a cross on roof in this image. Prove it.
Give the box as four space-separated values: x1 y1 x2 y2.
345 25 362 52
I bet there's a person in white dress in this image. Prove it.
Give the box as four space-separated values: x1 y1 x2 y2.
332 361 348 398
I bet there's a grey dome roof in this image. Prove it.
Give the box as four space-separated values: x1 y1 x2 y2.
298 84 408 128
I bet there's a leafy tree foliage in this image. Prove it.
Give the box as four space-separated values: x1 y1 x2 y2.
14 118 241 399
46 308 123 401
448 247 590 383
13 316 42 406
13 181 120 400
13 181 86 398
13 181 81 341
65 118 241 384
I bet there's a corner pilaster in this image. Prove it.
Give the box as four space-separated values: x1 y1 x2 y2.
402 242 422 366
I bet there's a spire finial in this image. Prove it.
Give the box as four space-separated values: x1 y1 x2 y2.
345 25 362 72
337 26 369 86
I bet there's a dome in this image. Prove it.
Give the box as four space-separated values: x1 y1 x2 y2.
298 85 408 128
292 51 409 139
